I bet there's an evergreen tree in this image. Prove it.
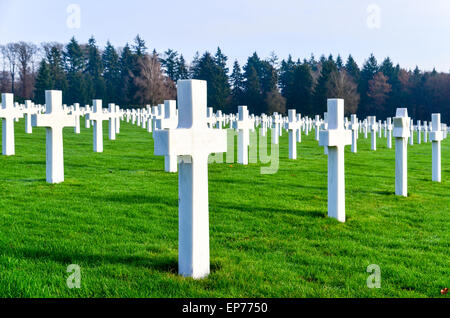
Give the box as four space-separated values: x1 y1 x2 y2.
119 43 135 105
313 59 338 114
336 55 343 70
358 54 379 116
64 37 87 104
132 34 147 56
34 60 52 104
85 36 105 100
160 49 178 81
344 55 360 82
176 54 189 80
290 63 314 115
46 45 67 93
102 41 121 104
192 52 230 110
230 60 244 110
214 47 229 74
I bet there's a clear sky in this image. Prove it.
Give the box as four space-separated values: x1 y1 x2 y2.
1 0 450 72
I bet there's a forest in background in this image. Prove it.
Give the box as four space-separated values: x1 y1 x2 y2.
1 35 449 121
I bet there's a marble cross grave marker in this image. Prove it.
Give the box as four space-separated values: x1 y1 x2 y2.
87 100 109 153
31 90 76 184
154 80 227 279
430 114 443 182
236 105 252 165
393 108 410 196
319 99 352 222
0 93 22 156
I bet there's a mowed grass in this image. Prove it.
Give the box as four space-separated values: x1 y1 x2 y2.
0 117 448 298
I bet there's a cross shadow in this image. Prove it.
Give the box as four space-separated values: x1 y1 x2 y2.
0 178 46 183
215 202 326 219
96 193 178 207
0 246 222 275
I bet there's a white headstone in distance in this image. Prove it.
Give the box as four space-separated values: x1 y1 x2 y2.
369 116 378 150
350 114 359 153
236 106 252 165
319 99 352 222
154 79 227 279
23 100 37 134
87 100 109 153
417 120 422 144
286 109 300 159
31 90 76 183
393 108 410 196
0 93 21 155
108 103 117 140
430 114 443 182
386 117 393 149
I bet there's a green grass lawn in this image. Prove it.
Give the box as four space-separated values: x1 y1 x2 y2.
0 118 448 298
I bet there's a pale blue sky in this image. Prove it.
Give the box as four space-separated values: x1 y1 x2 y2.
1 0 450 72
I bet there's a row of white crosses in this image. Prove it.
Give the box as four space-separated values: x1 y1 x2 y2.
1 91 123 183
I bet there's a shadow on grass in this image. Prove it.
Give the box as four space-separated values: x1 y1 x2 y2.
216 203 326 219
0 178 46 183
96 193 178 207
0 246 222 276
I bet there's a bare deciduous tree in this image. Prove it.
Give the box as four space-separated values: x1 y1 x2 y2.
2 43 19 94
16 42 38 99
133 53 176 106
327 69 360 115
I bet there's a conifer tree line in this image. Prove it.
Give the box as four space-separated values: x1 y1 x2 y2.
0 35 449 121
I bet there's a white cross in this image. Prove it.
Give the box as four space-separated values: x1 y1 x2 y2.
423 121 428 143
296 113 302 143
154 80 227 279
115 105 121 134
319 99 352 222
108 103 119 140
72 103 82 134
430 114 443 182
215 110 224 129
0 93 22 155
87 100 109 152
31 90 76 183
393 108 410 196
384 117 393 149
314 115 321 141
272 113 282 144
236 106 252 165
206 107 215 128
157 100 178 173
350 114 359 153
417 120 422 144
286 109 300 160
84 105 92 128
23 100 37 134
409 119 414 145
369 116 378 150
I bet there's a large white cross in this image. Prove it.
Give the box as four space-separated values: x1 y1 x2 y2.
31 90 76 183
319 99 352 222
393 108 410 196
430 114 443 182
286 109 300 160
154 80 227 279
236 106 252 165
87 100 109 153
0 93 22 155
